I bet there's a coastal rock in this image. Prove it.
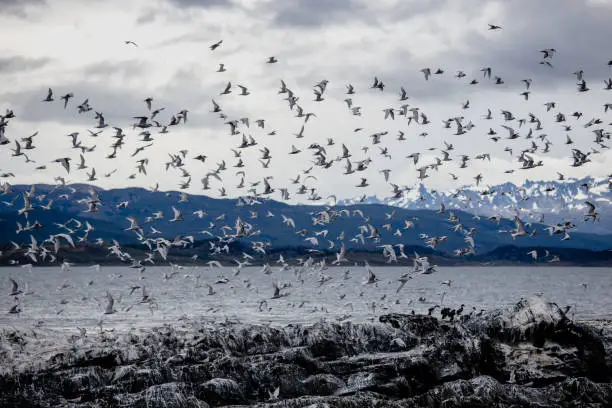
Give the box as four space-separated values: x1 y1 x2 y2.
197 378 247 405
0 297 610 407
301 374 345 396
468 296 610 384
144 382 208 408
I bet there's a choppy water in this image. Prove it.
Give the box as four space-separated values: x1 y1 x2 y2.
1 265 611 331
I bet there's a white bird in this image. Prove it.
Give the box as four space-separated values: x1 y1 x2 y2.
363 262 378 284
9 278 22 296
396 273 412 293
104 291 117 314
170 206 184 222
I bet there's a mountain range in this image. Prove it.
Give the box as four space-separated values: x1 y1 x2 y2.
339 176 612 234
0 179 611 265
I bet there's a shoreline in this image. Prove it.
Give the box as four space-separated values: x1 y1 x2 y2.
1 296 611 407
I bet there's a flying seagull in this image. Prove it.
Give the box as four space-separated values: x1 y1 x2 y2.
210 40 223 51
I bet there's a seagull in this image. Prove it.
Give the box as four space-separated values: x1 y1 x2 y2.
170 206 184 222
42 88 53 102
53 158 71 173
104 291 117 314
584 201 600 222
421 68 431 80
511 217 528 239
396 273 412 293
220 82 232 95
60 93 74 109
210 40 223 50
9 278 22 296
364 263 378 284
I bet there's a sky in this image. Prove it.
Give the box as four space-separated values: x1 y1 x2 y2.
0 0 611 202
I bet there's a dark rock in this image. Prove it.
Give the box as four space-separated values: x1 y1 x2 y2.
144 382 208 408
379 313 440 338
197 378 246 405
468 296 611 385
0 297 610 407
62 366 108 399
301 374 345 396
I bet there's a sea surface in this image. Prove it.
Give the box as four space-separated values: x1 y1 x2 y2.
1 265 611 332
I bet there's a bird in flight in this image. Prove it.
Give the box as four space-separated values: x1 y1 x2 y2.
210 40 223 51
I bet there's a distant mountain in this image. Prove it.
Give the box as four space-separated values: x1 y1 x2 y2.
339 177 612 234
0 182 611 265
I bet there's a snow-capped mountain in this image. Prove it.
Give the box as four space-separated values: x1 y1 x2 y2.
340 177 612 234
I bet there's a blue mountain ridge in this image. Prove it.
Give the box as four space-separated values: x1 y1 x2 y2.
339 176 612 234
0 183 610 260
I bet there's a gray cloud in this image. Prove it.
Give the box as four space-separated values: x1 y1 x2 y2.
0 61 226 133
0 0 611 199
1 85 151 128
0 56 51 73
264 0 457 30
154 31 218 48
0 0 45 17
268 0 369 28
0 0 42 6
164 0 235 8
264 0 612 93
81 60 147 79
450 0 612 85
135 0 236 25
137 0 239 27
382 0 452 24
135 9 156 24
0 60 152 126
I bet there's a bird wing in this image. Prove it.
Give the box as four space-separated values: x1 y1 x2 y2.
514 217 525 231
10 278 18 293
585 201 596 213
56 233 75 248
105 292 114 312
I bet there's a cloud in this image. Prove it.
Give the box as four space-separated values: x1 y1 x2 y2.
81 59 148 79
136 0 239 25
0 0 45 17
267 0 369 28
0 56 51 73
0 60 225 129
0 0 610 202
452 0 612 85
164 0 235 8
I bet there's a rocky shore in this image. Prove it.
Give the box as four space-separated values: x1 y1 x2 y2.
1 296 611 407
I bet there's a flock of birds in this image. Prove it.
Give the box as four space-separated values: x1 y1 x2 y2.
0 22 610 324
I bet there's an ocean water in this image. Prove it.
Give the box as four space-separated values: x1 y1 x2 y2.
1 265 611 332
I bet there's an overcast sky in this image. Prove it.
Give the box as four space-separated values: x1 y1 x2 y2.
0 0 611 202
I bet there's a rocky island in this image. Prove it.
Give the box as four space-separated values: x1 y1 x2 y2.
1 296 610 407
